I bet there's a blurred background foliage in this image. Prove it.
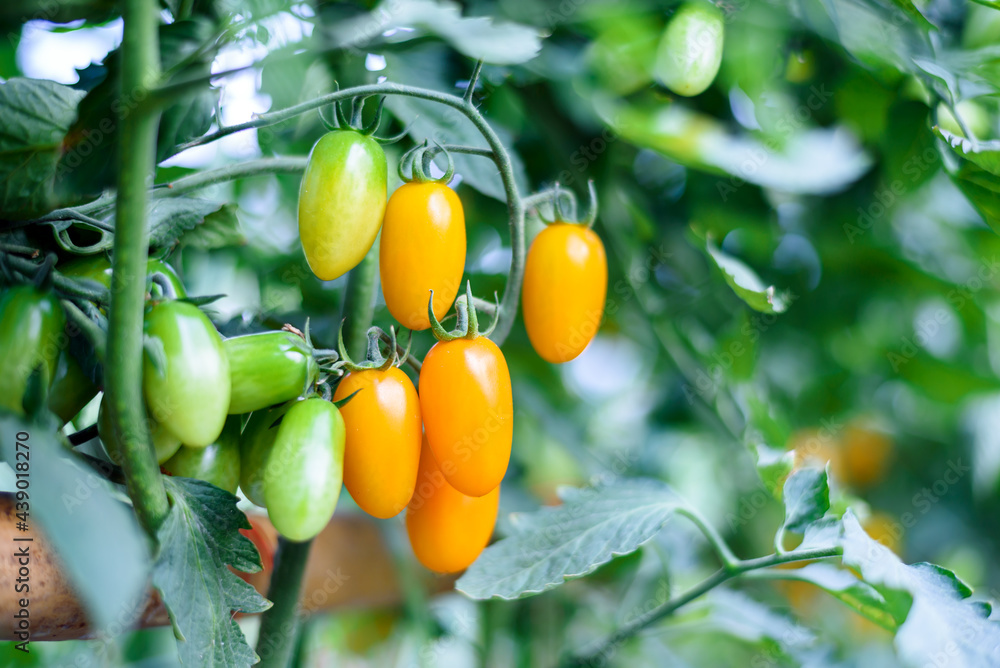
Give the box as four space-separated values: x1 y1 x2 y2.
4 0 1000 665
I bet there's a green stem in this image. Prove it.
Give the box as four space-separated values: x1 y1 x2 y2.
340 245 379 358
61 300 107 361
105 0 169 537
0 252 110 305
676 506 739 570
565 546 842 667
256 538 312 668
152 157 309 198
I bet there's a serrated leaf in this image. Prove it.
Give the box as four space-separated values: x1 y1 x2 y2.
841 510 1000 665
935 127 1000 177
0 78 85 220
456 479 682 600
153 477 270 667
383 47 529 203
325 0 541 65
0 412 149 635
178 204 245 250
705 239 790 314
782 468 830 533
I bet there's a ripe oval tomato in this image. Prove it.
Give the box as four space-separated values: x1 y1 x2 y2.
406 442 499 573
379 182 466 330
47 347 98 425
239 400 299 507
143 301 230 447
264 397 346 541
522 223 608 363
298 130 387 281
225 331 318 414
333 367 421 518
654 1 725 97
419 337 512 497
61 255 187 298
162 416 241 493
98 395 182 464
0 286 66 415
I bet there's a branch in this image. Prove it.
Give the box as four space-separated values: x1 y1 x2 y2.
152 157 309 198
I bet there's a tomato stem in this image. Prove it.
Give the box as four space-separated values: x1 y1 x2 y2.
104 0 171 538
256 537 312 668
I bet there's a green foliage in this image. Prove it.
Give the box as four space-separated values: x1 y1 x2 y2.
152 477 269 666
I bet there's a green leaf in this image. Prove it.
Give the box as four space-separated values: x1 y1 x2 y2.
782 468 831 533
841 510 1000 665
325 0 541 65
178 204 245 250
456 479 682 600
935 127 1000 177
769 562 896 630
0 412 149 635
383 47 529 203
153 477 270 667
704 238 790 314
0 78 85 220
751 442 793 498
887 0 936 32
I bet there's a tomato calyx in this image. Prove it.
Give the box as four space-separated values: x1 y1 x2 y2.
337 323 410 373
428 281 500 342
398 140 455 185
316 93 407 145
537 180 599 229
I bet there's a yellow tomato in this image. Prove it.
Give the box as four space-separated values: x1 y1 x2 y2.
333 367 422 519
522 223 608 363
406 442 499 573
419 337 513 497
380 182 466 330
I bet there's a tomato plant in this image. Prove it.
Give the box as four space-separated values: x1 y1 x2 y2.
406 441 500 574
98 395 182 465
0 285 65 415
162 416 241 493
225 330 318 414
142 300 230 447
653 1 725 97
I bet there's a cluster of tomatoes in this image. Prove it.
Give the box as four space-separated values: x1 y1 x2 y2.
0 97 609 576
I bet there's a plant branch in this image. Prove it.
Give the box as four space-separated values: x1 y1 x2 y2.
676 506 739 570
152 157 309 198
105 0 170 537
256 538 312 668
565 546 842 666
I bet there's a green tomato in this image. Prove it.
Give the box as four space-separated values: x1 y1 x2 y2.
143 301 230 447
263 397 345 542
936 100 991 139
654 1 725 97
0 286 66 415
47 347 98 425
61 255 187 299
162 416 242 493
298 130 387 281
225 331 318 414
239 400 300 506
98 395 182 465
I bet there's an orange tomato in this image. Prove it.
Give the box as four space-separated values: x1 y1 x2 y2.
379 182 466 330
333 367 422 519
406 442 499 573
419 337 513 497
522 223 608 363
840 425 893 489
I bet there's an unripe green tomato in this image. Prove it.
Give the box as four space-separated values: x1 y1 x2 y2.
298 130 387 281
162 416 241 493
937 100 991 139
0 286 66 415
143 301 230 447
239 400 300 506
47 347 98 425
653 1 725 97
225 331 317 414
98 395 182 465
263 397 345 542
61 255 187 299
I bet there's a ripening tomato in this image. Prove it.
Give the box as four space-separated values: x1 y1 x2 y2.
98 395 182 465
225 331 318 414
653 1 725 97
522 223 608 363
333 367 421 518
379 182 466 330
47 347 98 425
406 442 499 573
264 397 346 541
298 130 387 281
239 400 299 507
419 336 512 497
143 301 230 447
61 255 187 299
162 416 242 493
0 286 66 415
